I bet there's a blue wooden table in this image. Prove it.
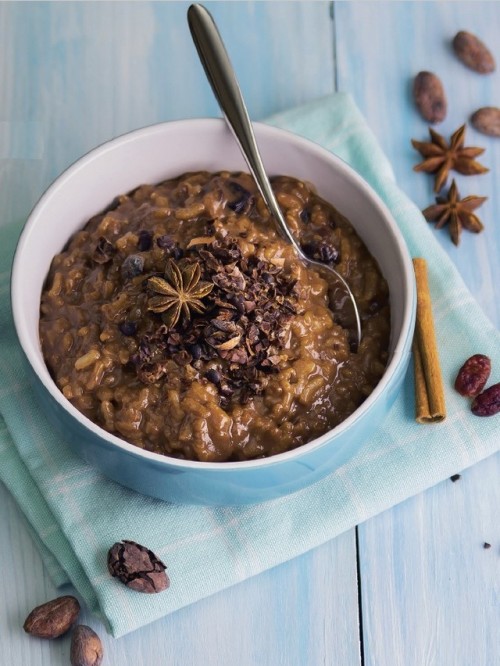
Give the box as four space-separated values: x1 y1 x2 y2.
1 2 498 664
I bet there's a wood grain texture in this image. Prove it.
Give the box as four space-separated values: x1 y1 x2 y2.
0 2 362 666
0 480 361 666
1 1 499 665
335 1 500 327
0 0 335 230
335 3 500 665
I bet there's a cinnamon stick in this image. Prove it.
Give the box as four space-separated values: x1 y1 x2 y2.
412 258 446 423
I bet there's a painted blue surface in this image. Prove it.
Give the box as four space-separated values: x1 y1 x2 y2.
0 2 498 665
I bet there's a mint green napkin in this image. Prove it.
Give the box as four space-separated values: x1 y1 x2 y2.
1 93 499 637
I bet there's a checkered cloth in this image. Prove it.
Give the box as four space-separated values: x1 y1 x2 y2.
1 93 499 636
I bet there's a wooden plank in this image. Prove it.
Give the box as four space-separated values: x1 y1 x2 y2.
335 1 500 326
358 456 500 666
335 3 500 664
0 0 336 231
0 483 360 666
0 2 361 665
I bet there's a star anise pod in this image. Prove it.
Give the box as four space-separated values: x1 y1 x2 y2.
412 124 488 192
147 259 214 327
422 179 487 245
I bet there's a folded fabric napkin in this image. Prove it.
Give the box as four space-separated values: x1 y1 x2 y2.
1 93 499 637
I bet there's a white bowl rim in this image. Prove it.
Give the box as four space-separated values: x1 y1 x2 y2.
12 117 416 473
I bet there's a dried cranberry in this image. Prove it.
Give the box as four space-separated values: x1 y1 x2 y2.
454 354 491 397
471 382 500 417
137 230 152 251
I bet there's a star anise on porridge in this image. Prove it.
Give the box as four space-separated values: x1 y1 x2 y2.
147 259 214 327
412 124 488 192
422 179 487 245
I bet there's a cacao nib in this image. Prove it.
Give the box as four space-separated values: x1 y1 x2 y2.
157 235 183 259
121 254 145 280
92 237 115 264
134 233 299 406
156 234 176 250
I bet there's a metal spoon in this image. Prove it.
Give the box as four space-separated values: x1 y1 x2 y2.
187 3 362 349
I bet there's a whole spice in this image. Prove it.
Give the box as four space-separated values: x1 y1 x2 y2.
471 107 500 137
422 179 487 245
412 258 446 424
471 382 500 417
413 71 447 123
147 259 214 328
454 354 491 396
452 30 495 74
412 125 488 192
135 234 299 403
107 540 170 593
70 625 103 666
23 595 80 639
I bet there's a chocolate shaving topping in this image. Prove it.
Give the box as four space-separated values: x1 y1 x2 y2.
132 233 299 405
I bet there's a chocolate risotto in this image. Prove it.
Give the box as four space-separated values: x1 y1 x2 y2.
39 171 390 462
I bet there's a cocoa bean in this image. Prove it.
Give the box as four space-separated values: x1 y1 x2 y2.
452 31 495 74
70 625 103 666
23 595 80 639
107 540 170 593
413 71 447 123
471 107 500 137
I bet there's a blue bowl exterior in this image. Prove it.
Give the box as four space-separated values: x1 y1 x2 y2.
26 313 414 506
12 118 418 507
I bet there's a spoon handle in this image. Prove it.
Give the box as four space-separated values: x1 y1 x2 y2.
188 3 361 349
187 3 298 250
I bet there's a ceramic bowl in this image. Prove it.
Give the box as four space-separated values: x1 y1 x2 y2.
11 118 416 505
